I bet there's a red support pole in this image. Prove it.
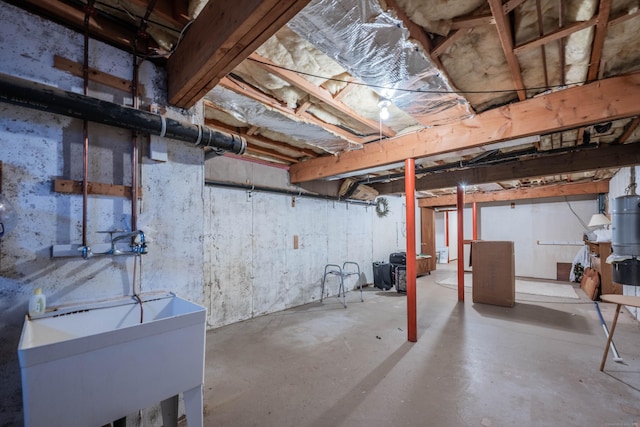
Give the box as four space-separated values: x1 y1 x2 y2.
405 158 417 342
457 185 465 302
472 202 478 241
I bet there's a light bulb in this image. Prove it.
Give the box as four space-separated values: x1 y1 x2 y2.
379 107 389 120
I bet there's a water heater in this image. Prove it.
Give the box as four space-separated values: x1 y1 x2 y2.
611 195 640 285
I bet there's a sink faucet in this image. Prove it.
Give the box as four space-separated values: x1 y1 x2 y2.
110 230 147 256
79 230 148 259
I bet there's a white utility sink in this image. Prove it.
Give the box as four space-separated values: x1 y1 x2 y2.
18 293 206 427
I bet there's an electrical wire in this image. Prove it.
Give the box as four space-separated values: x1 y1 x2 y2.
564 196 590 231
247 57 590 96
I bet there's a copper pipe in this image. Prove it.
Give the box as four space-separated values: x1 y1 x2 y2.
131 55 139 232
81 2 94 248
405 158 417 342
130 0 157 232
457 185 465 302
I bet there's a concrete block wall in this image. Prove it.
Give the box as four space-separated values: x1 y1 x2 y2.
203 156 411 328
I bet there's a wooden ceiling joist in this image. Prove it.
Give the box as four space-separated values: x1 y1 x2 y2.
128 0 189 27
617 118 640 144
418 180 610 208
167 0 311 108
248 54 396 137
513 18 597 55
289 73 640 183
488 0 527 101
587 0 612 82
372 142 640 194
219 76 368 146
450 14 495 30
204 115 319 159
432 29 471 57
12 0 151 55
245 145 300 164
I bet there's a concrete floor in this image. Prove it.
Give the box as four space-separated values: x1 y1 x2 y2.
197 264 640 427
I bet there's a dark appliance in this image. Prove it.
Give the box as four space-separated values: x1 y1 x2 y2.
373 262 393 290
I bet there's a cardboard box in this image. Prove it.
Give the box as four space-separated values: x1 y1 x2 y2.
471 241 515 307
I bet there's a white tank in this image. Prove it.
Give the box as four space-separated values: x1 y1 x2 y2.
612 195 640 256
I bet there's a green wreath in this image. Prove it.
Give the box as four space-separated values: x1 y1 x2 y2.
375 197 390 218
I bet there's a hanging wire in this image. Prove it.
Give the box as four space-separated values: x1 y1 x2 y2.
247 57 587 96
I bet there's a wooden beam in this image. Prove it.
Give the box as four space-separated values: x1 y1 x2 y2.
245 145 300 163
418 180 610 207
503 0 528 14
11 0 151 55
53 56 144 94
373 142 640 194
167 0 311 108
128 0 189 27
432 29 471 57
219 76 368 146
587 0 612 82
617 117 640 144
609 9 640 27
513 18 596 55
248 54 396 137
451 13 495 29
289 73 640 183
488 0 527 101
54 179 142 198
333 80 356 101
203 114 319 158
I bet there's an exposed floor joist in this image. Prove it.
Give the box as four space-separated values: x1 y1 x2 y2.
218 75 370 146
488 0 526 101
372 142 640 194
587 0 612 82
289 73 640 183
247 54 396 137
10 0 152 55
167 0 311 108
418 180 610 208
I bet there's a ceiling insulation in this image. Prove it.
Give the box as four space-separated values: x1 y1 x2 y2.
288 0 473 126
18 0 638 197
205 86 350 154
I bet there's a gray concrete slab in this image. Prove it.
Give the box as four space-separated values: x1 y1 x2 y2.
195 264 640 426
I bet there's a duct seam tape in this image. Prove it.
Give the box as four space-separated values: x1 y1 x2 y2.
195 124 203 146
159 115 166 138
204 126 212 146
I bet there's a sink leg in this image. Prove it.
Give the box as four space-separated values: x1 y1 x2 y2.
183 385 204 427
161 395 179 427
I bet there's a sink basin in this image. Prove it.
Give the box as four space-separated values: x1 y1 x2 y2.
18 293 206 427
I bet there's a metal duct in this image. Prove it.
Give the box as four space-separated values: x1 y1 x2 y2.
288 0 473 126
0 73 247 155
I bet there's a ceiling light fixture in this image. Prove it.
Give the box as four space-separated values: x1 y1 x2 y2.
378 98 391 120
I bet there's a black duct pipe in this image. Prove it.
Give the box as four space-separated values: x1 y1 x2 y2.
0 73 247 155
205 180 376 206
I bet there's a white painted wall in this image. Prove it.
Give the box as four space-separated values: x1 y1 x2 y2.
432 196 597 278
609 166 640 320
203 156 413 328
479 196 596 279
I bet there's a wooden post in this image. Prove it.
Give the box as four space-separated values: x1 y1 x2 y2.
457 185 465 302
472 202 478 240
405 158 417 342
